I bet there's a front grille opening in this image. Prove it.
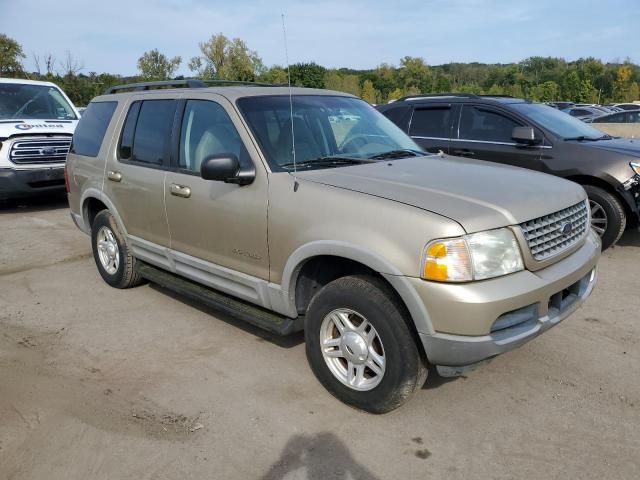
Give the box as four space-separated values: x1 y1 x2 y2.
9 137 71 165
491 304 538 334
548 277 583 316
520 201 589 262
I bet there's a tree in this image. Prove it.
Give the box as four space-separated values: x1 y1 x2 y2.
137 49 181 80
360 80 379 104
258 65 289 84
398 56 430 92
289 62 326 88
0 33 25 77
189 34 263 81
614 64 633 101
324 70 360 96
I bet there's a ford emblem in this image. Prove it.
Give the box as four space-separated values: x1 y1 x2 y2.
559 222 573 236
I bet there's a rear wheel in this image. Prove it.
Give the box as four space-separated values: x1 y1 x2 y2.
305 275 427 413
583 185 626 250
91 210 144 288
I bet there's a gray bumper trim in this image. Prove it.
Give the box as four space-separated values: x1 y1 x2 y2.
420 267 597 367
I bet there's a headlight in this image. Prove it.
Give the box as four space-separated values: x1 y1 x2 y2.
631 162 640 176
422 228 524 282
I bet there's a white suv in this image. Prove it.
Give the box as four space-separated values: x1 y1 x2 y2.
0 78 79 201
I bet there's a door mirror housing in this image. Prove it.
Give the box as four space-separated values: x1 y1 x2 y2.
512 126 542 145
201 154 241 183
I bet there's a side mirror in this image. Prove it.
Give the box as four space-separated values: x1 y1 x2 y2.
201 154 240 182
512 126 541 145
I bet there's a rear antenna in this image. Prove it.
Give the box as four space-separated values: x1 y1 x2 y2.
281 13 297 176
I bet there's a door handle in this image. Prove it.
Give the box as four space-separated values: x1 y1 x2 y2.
452 149 475 157
107 170 122 182
170 183 191 198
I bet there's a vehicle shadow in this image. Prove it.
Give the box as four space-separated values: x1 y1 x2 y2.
0 194 68 214
148 283 305 349
260 432 382 480
616 228 640 247
422 363 460 390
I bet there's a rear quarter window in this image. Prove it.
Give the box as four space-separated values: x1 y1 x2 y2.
70 101 118 157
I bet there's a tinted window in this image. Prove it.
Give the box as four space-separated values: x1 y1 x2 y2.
595 113 625 123
381 105 409 127
119 101 141 159
70 101 117 157
458 106 521 143
130 100 176 165
410 107 452 138
629 111 640 123
179 100 243 173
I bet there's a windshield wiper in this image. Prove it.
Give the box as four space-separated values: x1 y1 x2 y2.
563 135 609 142
367 149 424 160
280 156 373 170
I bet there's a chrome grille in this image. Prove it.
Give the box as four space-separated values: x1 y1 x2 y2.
9 137 71 164
520 201 589 261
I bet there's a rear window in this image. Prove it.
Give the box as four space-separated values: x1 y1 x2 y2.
70 101 117 157
410 107 452 138
119 100 176 165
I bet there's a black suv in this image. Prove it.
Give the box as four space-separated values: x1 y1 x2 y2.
377 94 640 249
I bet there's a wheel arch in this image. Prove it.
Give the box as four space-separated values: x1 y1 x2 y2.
80 189 128 236
279 241 435 336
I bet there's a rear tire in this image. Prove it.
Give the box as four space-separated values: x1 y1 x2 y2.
583 185 626 250
305 275 427 413
91 210 144 289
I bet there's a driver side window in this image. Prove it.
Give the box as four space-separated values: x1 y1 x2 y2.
179 100 243 173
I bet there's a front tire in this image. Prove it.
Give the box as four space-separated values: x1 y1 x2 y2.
583 185 626 250
305 275 427 413
91 210 144 289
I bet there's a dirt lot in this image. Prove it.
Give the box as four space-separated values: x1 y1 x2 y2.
1 197 639 480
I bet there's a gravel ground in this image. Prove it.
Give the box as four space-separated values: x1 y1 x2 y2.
1 197 638 480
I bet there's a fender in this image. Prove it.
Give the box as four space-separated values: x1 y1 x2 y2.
266 240 435 334
79 188 129 238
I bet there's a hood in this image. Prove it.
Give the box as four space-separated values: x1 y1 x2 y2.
0 120 77 139
294 155 586 233
582 137 640 158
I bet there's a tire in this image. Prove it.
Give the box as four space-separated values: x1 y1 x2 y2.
583 185 626 250
91 210 144 289
305 275 427 413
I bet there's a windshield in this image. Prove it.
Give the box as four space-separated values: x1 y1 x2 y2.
511 102 606 140
0 83 77 120
237 95 421 170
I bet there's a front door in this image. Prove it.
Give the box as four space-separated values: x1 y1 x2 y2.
453 104 546 171
164 96 269 282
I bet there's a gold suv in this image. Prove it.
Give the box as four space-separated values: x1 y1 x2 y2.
67 80 600 412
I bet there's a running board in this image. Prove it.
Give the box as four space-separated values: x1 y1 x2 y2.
137 263 303 335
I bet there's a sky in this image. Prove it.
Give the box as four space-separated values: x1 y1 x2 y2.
2 0 639 76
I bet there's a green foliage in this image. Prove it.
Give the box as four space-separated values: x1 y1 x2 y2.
137 49 181 81
189 33 263 81
0 33 25 77
6 29 640 107
289 62 326 88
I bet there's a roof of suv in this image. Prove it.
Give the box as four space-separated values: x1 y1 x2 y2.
383 94 530 108
93 83 355 103
0 77 61 87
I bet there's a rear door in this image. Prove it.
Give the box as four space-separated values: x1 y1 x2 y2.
408 104 456 153
103 95 176 247
452 104 546 171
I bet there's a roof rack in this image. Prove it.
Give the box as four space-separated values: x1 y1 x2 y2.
104 79 281 95
396 93 480 102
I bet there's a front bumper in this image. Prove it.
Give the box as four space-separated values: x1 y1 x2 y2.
415 230 600 367
0 166 66 200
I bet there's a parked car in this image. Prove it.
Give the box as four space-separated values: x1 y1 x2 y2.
67 81 600 413
0 78 80 201
546 102 574 110
590 110 640 124
610 103 640 111
562 106 604 122
377 94 640 249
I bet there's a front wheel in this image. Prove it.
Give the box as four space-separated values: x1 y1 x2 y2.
583 185 626 250
305 275 427 413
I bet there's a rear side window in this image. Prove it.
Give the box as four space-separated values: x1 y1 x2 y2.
381 105 410 128
410 107 452 138
458 106 522 143
596 112 625 123
119 99 176 165
70 101 117 157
